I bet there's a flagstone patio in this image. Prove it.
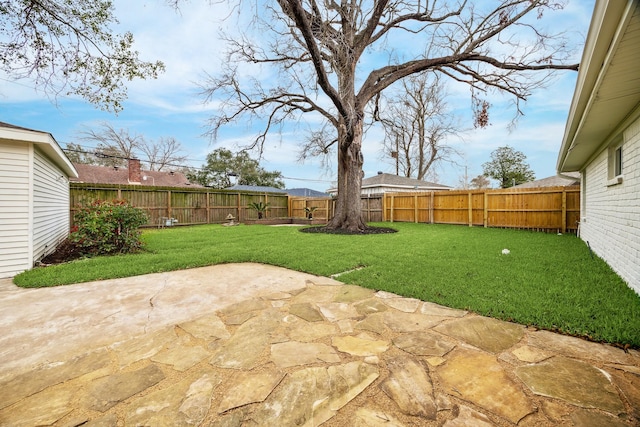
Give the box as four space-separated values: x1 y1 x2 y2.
0 264 638 426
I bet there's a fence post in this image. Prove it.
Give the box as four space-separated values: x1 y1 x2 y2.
264 193 269 218
382 194 387 221
562 189 567 234
237 193 241 221
468 192 473 227
206 192 210 224
429 192 434 224
414 194 418 223
483 191 488 228
390 194 395 222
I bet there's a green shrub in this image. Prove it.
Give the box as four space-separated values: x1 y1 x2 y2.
69 199 148 256
248 201 270 219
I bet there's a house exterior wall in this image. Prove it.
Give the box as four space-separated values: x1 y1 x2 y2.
0 141 31 278
361 186 389 197
360 186 445 197
32 147 71 264
580 115 640 293
361 186 406 197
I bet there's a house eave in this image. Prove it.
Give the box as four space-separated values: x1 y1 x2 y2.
0 126 78 178
557 0 640 173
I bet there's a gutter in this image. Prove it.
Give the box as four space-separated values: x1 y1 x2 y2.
556 172 580 182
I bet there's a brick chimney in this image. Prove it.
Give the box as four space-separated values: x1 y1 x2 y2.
128 158 141 184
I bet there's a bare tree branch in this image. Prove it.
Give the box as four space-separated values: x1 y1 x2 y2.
377 73 462 179
1 0 164 111
139 137 188 171
77 122 187 170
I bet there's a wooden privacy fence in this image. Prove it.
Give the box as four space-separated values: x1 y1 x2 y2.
70 184 580 233
384 186 580 233
70 184 290 227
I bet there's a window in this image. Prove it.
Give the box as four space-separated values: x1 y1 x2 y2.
607 140 624 186
614 146 623 177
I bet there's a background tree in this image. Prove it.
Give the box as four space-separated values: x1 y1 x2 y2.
1 0 164 111
482 146 535 188
189 148 285 189
77 123 144 168
139 137 189 171
376 73 460 180
72 122 187 170
63 142 97 165
201 0 579 232
470 175 492 189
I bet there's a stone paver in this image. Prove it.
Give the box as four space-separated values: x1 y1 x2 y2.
434 316 525 353
217 370 285 413
380 356 436 418
515 356 625 413
0 264 639 426
83 364 165 412
271 341 341 367
437 347 534 423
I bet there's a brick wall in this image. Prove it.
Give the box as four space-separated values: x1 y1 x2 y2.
580 115 640 293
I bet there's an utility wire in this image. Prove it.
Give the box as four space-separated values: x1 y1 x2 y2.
62 147 206 171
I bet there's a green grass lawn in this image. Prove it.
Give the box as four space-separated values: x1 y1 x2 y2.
14 223 640 347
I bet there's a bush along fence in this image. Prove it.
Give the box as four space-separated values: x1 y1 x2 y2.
383 186 581 234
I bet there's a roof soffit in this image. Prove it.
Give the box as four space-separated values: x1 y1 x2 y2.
0 125 78 178
559 0 640 171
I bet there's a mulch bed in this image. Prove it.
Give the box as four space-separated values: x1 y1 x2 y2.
39 240 82 265
300 226 397 235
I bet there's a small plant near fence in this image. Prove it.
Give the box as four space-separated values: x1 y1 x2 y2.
248 202 270 219
69 199 148 256
304 206 318 219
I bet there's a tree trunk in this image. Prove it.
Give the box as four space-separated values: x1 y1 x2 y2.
327 118 367 232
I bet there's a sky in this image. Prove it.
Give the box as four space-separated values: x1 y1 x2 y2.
0 0 596 191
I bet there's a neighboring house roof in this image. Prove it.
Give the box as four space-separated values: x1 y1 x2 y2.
226 184 287 193
71 162 200 187
362 173 451 190
286 188 330 197
0 121 78 178
513 173 580 188
328 172 451 193
557 0 640 172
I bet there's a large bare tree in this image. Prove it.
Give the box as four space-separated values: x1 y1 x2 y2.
203 0 579 232
376 73 460 180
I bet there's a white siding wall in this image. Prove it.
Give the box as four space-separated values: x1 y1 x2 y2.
0 142 31 278
580 115 640 293
361 187 442 196
32 147 70 264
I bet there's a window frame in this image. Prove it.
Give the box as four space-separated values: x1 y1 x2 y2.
607 139 624 186
614 145 623 177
